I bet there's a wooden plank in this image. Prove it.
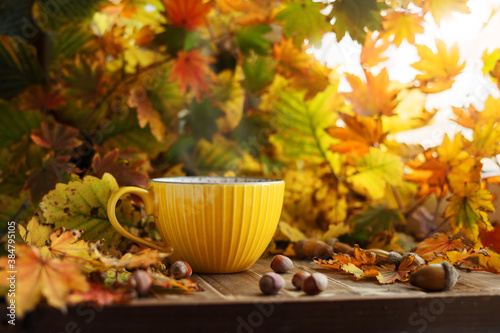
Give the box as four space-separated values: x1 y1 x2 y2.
2 256 500 332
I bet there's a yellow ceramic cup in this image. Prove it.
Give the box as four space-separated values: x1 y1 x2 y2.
107 177 285 273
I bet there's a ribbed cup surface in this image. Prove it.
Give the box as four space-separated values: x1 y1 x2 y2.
152 181 285 273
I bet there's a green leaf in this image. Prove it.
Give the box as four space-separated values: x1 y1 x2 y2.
34 0 106 30
332 0 384 43
0 102 43 148
270 85 340 173
348 148 403 200
235 24 272 55
40 173 141 249
0 0 33 39
0 36 43 99
154 26 200 56
102 112 171 158
194 135 240 174
186 99 222 141
50 25 95 63
350 204 404 242
242 55 276 93
275 0 331 47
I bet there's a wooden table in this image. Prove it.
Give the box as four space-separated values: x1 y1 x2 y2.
3 256 500 333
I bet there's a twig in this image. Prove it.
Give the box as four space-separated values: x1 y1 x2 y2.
10 198 31 222
391 186 405 212
404 191 432 218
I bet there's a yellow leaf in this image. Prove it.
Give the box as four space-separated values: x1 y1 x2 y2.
344 68 400 117
411 40 465 93
277 221 307 242
360 31 389 68
0 245 89 318
322 222 350 240
213 69 245 133
127 86 166 142
380 12 424 46
18 214 53 247
478 248 500 271
424 0 470 24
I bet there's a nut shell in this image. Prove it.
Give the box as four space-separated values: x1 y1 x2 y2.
271 255 294 273
302 273 328 295
260 272 285 295
292 270 311 289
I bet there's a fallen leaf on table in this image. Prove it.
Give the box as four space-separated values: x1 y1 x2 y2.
0 245 89 317
376 253 423 284
414 233 469 261
68 282 131 306
150 271 202 292
97 248 170 269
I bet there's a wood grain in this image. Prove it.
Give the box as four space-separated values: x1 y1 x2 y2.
2 256 500 333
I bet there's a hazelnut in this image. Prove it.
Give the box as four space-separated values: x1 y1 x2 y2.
410 261 459 291
260 272 285 295
170 260 192 279
132 270 152 297
292 270 311 289
302 273 328 295
293 239 333 259
270 255 294 273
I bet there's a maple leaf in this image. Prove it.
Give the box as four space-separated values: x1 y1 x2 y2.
273 38 315 77
376 253 423 284
127 86 166 142
0 245 89 317
467 121 500 159
212 70 245 133
341 262 380 279
236 24 272 55
428 248 474 265
150 271 202 292
92 148 149 188
452 97 500 129
23 152 80 205
68 282 131 306
39 173 142 250
18 214 53 247
478 247 500 271
170 49 215 100
327 113 385 157
444 183 494 241
347 148 403 200
97 25 128 58
162 0 212 31
414 233 469 261
18 84 66 111
97 248 170 269
30 119 82 150
481 225 500 253
423 0 470 25
344 68 400 117
411 40 465 93
360 31 389 68
331 0 384 43
133 26 156 47
216 0 279 26
275 0 330 47
380 12 424 46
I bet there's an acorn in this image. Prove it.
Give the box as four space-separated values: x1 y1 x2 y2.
294 239 333 259
410 261 459 291
325 238 353 254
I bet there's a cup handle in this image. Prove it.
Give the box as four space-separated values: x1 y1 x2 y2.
107 186 171 252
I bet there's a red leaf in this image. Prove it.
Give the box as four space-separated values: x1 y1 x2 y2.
92 148 149 188
162 0 212 31
19 84 66 111
31 119 82 150
481 226 500 253
68 283 131 306
170 49 215 99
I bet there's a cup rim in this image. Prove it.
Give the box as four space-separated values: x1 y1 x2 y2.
150 176 284 185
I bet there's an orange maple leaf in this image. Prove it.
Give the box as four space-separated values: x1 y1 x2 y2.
326 113 385 157
344 68 400 117
380 12 424 46
376 253 423 284
68 283 131 306
414 233 469 261
127 86 167 141
162 0 212 31
411 40 465 93
273 38 315 76
170 49 215 100
360 31 389 68
0 245 89 317
216 0 279 26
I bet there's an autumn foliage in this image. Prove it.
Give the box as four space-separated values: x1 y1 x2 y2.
1 0 500 316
